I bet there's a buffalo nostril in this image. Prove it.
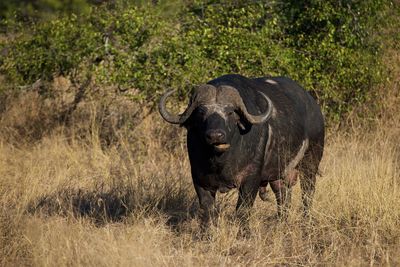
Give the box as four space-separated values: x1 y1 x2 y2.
205 130 226 143
214 132 224 139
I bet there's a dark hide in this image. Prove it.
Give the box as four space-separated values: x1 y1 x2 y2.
161 74 325 234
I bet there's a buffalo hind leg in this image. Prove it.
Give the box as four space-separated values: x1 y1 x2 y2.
270 179 292 219
194 184 216 231
270 169 299 219
299 142 323 217
300 159 318 217
300 171 316 217
236 180 259 237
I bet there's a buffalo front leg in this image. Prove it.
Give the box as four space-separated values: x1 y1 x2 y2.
194 184 216 231
236 180 259 237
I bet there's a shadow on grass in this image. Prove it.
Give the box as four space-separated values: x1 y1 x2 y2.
27 186 197 228
27 188 131 224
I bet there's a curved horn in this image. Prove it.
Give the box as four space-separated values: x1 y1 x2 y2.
158 90 197 124
237 92 274 124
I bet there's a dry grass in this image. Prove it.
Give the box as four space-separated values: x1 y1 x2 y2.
0 103 399 266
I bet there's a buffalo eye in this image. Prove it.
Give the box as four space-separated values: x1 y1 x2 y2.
226 108 236 117
232 110 240 120
195 106 207 120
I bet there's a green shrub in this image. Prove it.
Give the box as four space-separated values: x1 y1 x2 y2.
1 15 101 84
0 0 395 122
275 0 388 119
0 0 91 21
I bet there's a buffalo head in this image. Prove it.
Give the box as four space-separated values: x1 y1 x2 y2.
159 84 273 153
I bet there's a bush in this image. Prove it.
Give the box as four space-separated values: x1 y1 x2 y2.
0 0 395 122
275 0 388 119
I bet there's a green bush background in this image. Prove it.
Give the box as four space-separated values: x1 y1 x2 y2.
0 0 398 122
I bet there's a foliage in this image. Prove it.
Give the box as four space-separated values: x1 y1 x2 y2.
0 0 92 21
0 0 396 121
276 0 388 118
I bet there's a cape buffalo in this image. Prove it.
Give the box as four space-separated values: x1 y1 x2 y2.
159 74 324 233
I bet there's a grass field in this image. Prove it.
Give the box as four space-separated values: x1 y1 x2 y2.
0 95 399 266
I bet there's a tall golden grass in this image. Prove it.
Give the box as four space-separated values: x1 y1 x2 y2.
0 89 399 266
